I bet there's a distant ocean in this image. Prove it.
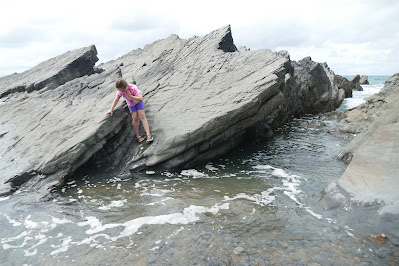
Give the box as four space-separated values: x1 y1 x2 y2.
338 75 391 110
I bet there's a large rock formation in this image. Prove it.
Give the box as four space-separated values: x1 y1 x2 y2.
0 25 348 197
319 73 399 245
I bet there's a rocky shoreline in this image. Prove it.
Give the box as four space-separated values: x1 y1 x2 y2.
0 25 398 246
320 73 399 245
0 25 356 197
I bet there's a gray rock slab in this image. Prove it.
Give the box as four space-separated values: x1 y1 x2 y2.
326 73 399 245
0 25 344 196
99 26 342 171
0 48 128 195
0 45 99 98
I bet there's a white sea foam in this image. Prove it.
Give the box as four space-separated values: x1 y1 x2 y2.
98 199 127 210
344 226 355 237
141 189 170 197
24 234 47 257
50 236 73 256
252 164 323 219
25 215 41 229
205 164 218 171
75 202 230 245
252 165 274 170
2 235 32 250
304 207 322 219
180 169 209 178
3 213 22 227
0 196 9 201
115 203 230 240
161 171 175 177
77 217 120 235
52 217 73 225
224 188 277 207
145 197 173 206
1 231 29 245
339 83 383 110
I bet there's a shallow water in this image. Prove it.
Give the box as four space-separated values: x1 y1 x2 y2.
1 115 398 265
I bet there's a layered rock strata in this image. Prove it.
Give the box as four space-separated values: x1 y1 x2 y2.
0 26 350 196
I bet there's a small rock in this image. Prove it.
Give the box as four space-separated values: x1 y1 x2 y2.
233 246 245 255
364 234 387 244
147 256 156 264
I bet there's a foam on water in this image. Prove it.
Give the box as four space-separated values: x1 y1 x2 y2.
339 76 387 110
0 196 9 201
1 199 230 257
98 199 127 210
252 164 323 219
180 169 209 178
224 189 277 207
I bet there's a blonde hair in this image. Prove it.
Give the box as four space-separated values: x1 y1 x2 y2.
115 78 128 90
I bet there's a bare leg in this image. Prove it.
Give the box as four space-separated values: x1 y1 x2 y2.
138 110 151 137
131 112 140 136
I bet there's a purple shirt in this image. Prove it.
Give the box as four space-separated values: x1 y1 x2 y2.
116 84 141 107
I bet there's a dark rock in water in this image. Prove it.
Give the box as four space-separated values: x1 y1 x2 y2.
0 25 347 197
359 75 369 85
352 74 360 84
334 75 354 98
292 57 335 115
351 74 364 91
322 73 399 245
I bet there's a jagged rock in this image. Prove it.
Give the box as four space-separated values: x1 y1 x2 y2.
291 57 339 115
359 75 369 85
322 73 399 245
351 74 360 84
334 75 354 98
0 25 345 196
0 47 128 195
0 46 99 98
351 74 364 91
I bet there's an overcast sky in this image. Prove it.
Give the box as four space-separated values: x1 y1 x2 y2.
1 0 398 77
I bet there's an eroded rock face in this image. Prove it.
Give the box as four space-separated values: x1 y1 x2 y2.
320 73 399 245
0 26 345 197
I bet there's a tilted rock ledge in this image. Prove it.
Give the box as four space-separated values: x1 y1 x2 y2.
319 73 399 245
0 25 352 197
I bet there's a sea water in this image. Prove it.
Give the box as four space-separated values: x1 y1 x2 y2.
1 76 398 265
339 75 389 110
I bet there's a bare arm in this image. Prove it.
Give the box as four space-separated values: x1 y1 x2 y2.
126 90 143 102
106 96 120 116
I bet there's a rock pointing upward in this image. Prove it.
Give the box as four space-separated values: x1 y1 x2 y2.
100 25 293 170
0 25 347 196
0 46 99 98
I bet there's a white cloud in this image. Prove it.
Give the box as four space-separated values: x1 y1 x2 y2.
0 0 398 76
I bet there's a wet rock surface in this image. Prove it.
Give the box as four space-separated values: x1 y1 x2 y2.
321 73 399 245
